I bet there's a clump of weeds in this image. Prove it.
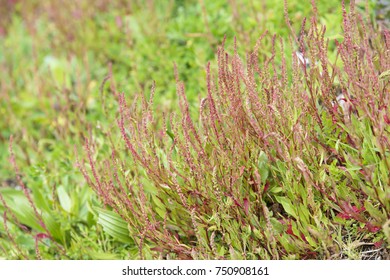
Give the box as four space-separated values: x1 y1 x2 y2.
80 1 390 259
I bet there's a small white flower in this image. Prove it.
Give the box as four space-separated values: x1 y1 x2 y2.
335 93 351 115
295 51 310 68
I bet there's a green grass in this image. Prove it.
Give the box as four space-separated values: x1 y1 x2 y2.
0 0 388 260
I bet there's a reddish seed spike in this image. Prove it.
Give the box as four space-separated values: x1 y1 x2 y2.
283 0 298 45
310 0 318 19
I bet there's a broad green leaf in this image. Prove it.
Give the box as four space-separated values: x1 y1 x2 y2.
270 186 283 194
275 196 297 219
57 185 72 213
257 151 269 183
297 205 310 225
42 212 64 244
379 69 390 81
364 201 386 222
31 186 50 213
326 33 344 40
384 221 390 243
94 207 133 244
16 235 35 249
166 130 175 141
152 195 167 218
141 177 158 195
88 251 120 260
0 218 5 234
0 189 44 231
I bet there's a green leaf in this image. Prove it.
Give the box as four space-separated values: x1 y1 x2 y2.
297 205 310 225
0 188 44 231
257 151 269 183
275 196 297 219
166 130 175 141
94 207 133 244
326 33 344 40
31 186 50 213
384 221 390 243
57 185 72 213
270 186 283 194
379 69 390 81
152 196 166 218
88 251 120 260
141 177 158 195
16 235 35 248
364 201 385 223
42 212 64 244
